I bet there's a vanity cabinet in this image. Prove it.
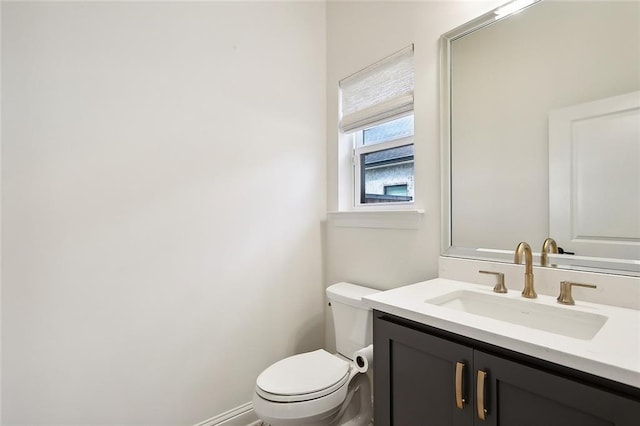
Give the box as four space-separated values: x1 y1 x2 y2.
373 312 640 426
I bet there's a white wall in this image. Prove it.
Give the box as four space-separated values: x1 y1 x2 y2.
0 2 3 421
1 1 326 424
325 1 501 351
323 0 640 350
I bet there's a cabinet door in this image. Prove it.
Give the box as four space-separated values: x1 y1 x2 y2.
374 317 474 426
474 350 640 426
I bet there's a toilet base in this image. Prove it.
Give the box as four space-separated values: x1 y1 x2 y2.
254 373 372 426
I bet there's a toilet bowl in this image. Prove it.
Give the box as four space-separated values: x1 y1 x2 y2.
253 282 378 426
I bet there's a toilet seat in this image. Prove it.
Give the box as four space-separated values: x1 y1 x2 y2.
256 349 352 403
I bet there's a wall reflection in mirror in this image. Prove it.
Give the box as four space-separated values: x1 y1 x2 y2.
442 0 640 275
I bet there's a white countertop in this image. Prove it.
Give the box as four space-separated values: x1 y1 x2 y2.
363 278 640 389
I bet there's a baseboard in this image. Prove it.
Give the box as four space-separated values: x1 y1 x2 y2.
193 402 259 426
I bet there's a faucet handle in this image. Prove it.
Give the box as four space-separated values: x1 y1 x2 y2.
557 281 596 305
479 270 507 293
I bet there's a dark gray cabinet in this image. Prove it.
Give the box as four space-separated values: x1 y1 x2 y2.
374 312 640 426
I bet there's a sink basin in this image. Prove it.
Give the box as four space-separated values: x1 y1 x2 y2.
425 290 608 340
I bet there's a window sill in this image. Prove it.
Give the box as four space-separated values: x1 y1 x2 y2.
327 209 424 230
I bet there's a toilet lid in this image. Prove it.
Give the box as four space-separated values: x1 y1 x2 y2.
256 349 351 402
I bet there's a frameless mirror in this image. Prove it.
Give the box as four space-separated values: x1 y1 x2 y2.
441 0 640 276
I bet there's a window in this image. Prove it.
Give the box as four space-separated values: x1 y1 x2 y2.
339 45 415 208
385 184 409 196
355 115 414 204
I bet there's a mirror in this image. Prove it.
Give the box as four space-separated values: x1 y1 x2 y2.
441 0 640 276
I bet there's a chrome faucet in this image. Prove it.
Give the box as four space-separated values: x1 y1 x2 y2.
514 242 536 298
540 237 558 267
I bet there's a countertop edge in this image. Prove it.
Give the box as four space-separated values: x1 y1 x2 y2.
363 281 640 390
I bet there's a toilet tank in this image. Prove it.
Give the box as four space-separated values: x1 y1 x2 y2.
326 282 379 360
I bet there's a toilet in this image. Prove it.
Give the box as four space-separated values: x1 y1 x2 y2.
252 282 379 426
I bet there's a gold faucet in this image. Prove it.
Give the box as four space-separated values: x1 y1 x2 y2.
514 242 536 298
541 237 558 267
557 281 597 305
479 270 507 293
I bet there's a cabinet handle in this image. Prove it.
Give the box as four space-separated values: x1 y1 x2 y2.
476 370 488 421
455 362 465 409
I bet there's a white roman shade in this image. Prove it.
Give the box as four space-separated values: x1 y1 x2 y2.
339 45 414 133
